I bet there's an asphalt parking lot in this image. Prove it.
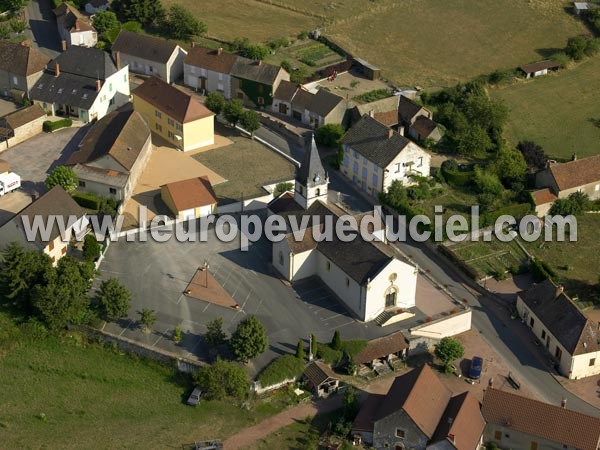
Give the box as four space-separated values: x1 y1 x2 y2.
96 217 410 375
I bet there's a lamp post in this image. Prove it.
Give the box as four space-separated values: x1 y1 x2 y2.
200 259 209 288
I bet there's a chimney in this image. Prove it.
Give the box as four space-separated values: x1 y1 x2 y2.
217 47 223 56
556 285 564 297
388 128 394 139
191 41 196 48
488 378 494 388
369 109 375 118
61 40 67 52
561 398 567 409
96 79 102 92
115 51 121 70
54 62 60 77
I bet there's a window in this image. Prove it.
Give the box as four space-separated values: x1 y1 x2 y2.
176 123 183 131
343 155 349 166
78 180 86 188
155 110 162 118
109 188 117 195
12 75 18 85
168 131 174 139
372 174 378 187
258 97 265 105
363 156 367 164
362 167 367 179
395 163 401 173
326 261 331 271
49 241 54 251
109 83 113 92
155 123 162 132
353 162 358 173
346 278 350 287
529 317 535 327
168 118 174 126
278 251 284 266
124 73 127 82
590 358 596 366
352 150 358 159
315 188 321 196
61 247 67 255
385 289 397 308
395 428 405 438
541 330 546 339
595 184 600 192
494 430 502 440
258 84 264 93
555 346 562 361
418 156 423 167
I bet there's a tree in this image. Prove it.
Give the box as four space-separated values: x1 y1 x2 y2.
0 0 28 11
239 110 260 136
205 317 227 345
229 315 268 361
316 124 345 147
434 337 464 371
138 308 157 331
331 329 342 351
111 0 165 26
295 339 305 360
0 24 10 40
454 124 493 157
517 140 547 171
342 385 359 420
173 324 182 343
550 191 590 216
243 44 269 61
93 11 120 34
97 278 131 320
9 18 27 34
584 38 600 57
193 358 249 400
566 36 587 61
45 165 77 193
223 99 244 126
32 257 95 330
204 91 226 114
164 4 206 40
82 234 101 262
492 147 527 186
0 243 52 313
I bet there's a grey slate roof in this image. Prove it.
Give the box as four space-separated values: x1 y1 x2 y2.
518 280 600 355
308 89 345 117
112 31 181 64
31 71 100 110
52 46 118 81
398 95 428 123
341 114 411 167
231 58 282 85
296 134 327 188
72 164 128 188
273 79 298 103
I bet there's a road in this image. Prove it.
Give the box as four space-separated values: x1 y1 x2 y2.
256 123 600 417
25 0 61 58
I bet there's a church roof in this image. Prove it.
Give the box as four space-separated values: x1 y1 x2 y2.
296 134 327 188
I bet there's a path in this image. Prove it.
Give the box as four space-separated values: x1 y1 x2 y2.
223 395 343 450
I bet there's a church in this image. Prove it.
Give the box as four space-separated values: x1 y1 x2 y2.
268 135 419 323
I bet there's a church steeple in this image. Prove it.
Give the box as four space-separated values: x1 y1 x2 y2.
294 134 328 209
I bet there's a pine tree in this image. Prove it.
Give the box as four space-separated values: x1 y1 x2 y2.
295 339 305 360
331 329 342 351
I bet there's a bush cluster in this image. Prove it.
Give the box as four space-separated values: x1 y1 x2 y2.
43 118 72 132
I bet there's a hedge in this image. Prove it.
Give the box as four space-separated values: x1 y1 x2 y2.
530 257 557 282
481 203 532 227
72 192 101 210
257 354 306 387
43 118 72 132
441 167 473 187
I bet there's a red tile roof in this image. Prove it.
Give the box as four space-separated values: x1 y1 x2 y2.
548 154 600 191
482 388 600 450
162 176 217 212
531 188 557 206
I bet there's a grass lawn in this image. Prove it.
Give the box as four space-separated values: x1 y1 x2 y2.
170 0 585 87
265 40 346 77
193 125 295 203
0 315 292 449
491 56 600 160
450 237 529 278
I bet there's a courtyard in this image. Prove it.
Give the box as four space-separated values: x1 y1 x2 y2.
96 214 458 376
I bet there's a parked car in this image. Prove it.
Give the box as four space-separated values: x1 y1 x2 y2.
187 387 203 406
469 356 483 379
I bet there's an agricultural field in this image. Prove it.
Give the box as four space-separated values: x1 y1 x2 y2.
168 0 587 87
0 318 290 449
492 56 600 160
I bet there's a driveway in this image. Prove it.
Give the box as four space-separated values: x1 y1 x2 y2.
25 0 61 58
96 216 417 376
0 98 18 117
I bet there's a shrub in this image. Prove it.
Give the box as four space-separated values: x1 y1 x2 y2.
315 123 345 147
352 88 393 103
340 339 367 357
72 192 101 210
566 36 587 61
194 358 249 400
530 257 557 282
82 234 101 262
43 118 72 132
45 165 77 193
273 182 293 197
280 60 293 73
243 44 269 61
257 354 305 386
316 343 342 366
440 162 473 187
204 91 226 114
297 30 309 40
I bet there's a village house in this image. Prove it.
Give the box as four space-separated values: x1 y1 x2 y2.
0 41 50 99
482 385 600 450
66 105 152 202
132 76 215 151
0 104 46 149
183 46 289 107
340 114 431 199
349 95 400 128
272 80 347 128
84 0 110 14
516 280 600 379
31 46 130 123
268 135 419 322
519 60 561 78
111 31 187 84
302 361 340 398
398 95 442 143
353 331 409 372
398 95 432 129
0 186 88 265
351 365 486 449
535 154 600 202
53 3 97 48
160 176 217 220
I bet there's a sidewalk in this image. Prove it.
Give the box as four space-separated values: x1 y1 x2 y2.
222 395 343 450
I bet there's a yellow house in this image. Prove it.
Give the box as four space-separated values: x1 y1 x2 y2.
161 176 217 220
132 76 214 151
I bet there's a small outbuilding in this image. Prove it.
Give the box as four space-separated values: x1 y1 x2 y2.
161 176 217 220
353 331 409 370
0 104 46 149
303 361 340 398
531 188 558 217
519 60 561 78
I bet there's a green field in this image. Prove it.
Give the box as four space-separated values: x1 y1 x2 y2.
167 0 586 86
492 56 600 160
450 237 530 278
0 316 289 449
